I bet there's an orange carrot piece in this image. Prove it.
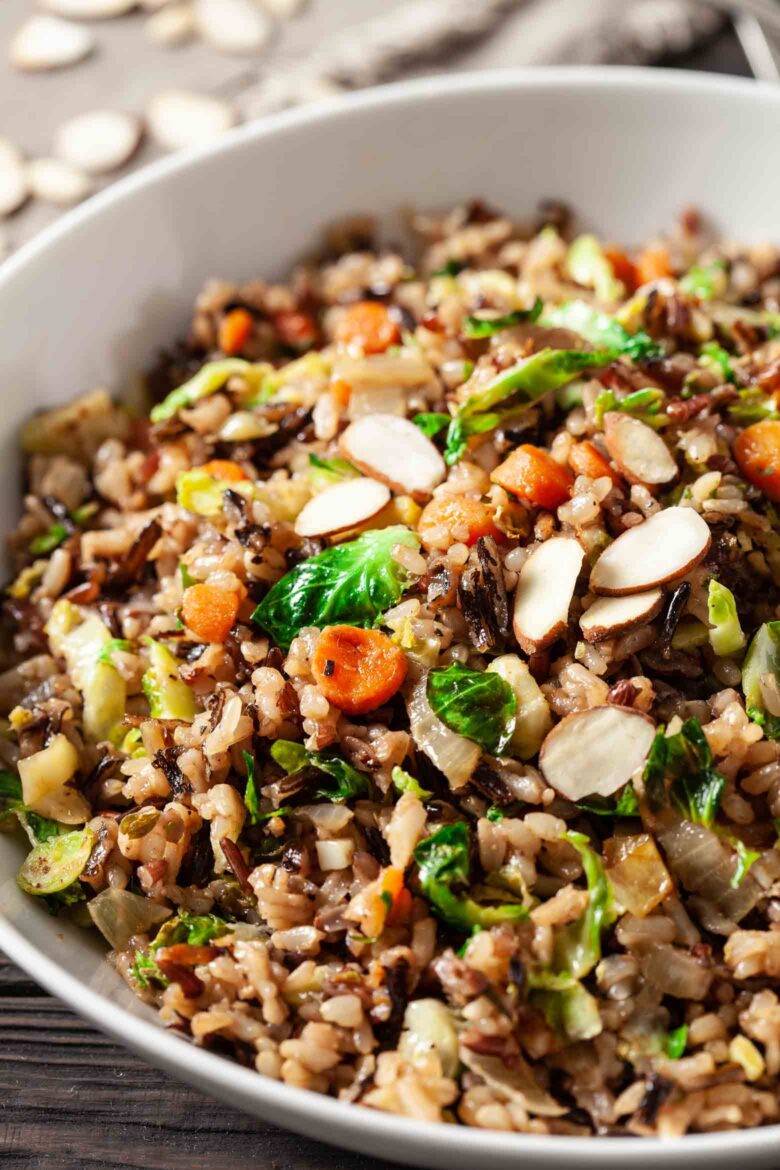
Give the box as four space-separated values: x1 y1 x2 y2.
312 625 407 715
335 301 400 354
199 459 249 483
604 247 638 293
329 378 352 407
568 440 623 488
218 308 253 355
491 445 573 511
274 309 318 350
734 420 780 501
418 495 504 550
182 583 240 643
635 245 673 286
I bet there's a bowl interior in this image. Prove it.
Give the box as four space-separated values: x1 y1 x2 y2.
3 67 780 1170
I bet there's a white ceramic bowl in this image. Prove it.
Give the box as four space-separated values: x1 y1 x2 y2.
2 66 780 1170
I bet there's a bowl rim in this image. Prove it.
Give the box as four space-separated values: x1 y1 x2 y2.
3 64 780 1163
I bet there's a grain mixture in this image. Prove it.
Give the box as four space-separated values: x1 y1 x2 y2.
6 200 780 1137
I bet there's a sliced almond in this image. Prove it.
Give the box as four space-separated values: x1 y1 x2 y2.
10 15 94 70
146 89 237 151
590 506 711 596
512 537 584 653
40 0 136 18
55 110 143 174
194 0 271 53
27 157 92 205
603 413 677 487
540 706 656 800
0 138 28 218
260 0 306 16
145 2 195 45
294 476 390 538
580 589 664 643
340 414 446 502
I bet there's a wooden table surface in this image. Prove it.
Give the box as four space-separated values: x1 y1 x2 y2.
0 15 752 1170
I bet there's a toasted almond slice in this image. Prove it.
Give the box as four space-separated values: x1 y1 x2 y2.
146 89 237 151
590 506 710 596
145 2 195 45
40 0 136 17
10 15 94 70
603 413 677 487
294 476 390 538
55 110 143 174
340 414 446 502
580 589 664 643
512 537 584 653
27 157 92 205
540 706 656 800
0 138 28 218
194 0 271 53
260 0 305 16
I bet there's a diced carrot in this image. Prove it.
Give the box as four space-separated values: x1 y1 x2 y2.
182 583 240 643
635 245 673 287
491 445 574 511
218 308 253 355
604 247 638 293
330 378 352 407
274 309 318 351
734 420 780 501
335 301 400 354
311 625 407 715
380 866 412 927
568 440 623 488
417 495 504 550
199 459 249 483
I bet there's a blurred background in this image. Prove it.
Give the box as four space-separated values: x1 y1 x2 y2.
0 0 764 256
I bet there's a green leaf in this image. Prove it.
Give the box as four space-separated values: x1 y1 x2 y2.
427 662 516 755
707 579 746 657
699 341 736 384
412 412 451 439
270 739 368 803
180 561 197 589
131 949 168 991
150 910 231 952
679 259 727 301
554 830 614 981
541 301 662 362
729 837 761 888
243 750 260 824
728 388 780 423
414 822 528 932
96 637 132 667
141 638 197 722
391 765 432 801
665 1024 688 1059
308 453 360 488
486 805 505 823
742 622 780 738
566 235 624 303
0 769 22 806
533 983 602 1042
17 825 95 897
462 298 543 338
576 782 639 818
150 358 260 423
432 259 464 277
30 523 69 556
594 386 666 429
252 526 421 651
644 718 725 828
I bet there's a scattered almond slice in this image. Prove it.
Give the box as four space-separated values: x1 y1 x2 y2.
55 110 143 174
339 414 446 501
512 537 584 653
146 89 237 151
260 0 306 16
540 706 656 800
603 413 678 486
145 2 195 45
590 506 711 596
580 589 664 643
294 476 390 538
27 158 92 205
10 15 95 71
40 0 136 18
194 0 272 53
0 138 29 218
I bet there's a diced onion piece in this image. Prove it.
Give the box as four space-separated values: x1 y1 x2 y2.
459 1049 566 1117
340 413 445 501
604 833 673 917
347 384 406 419
315 839 355 871
658 820 760 925
293 476 390 538
590 506 711 596
19 733 79 809
539 706 655 799
87 887 172 951
643 943 713 1001
486 654 552 760
603 412 678 486
406 672 479 790
512 537 584 653
399 999 460 1078
579 589 663 643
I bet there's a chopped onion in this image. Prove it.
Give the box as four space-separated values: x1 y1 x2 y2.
87 887 172 951
315 839 354 871
658 820 760 926
399 999 459 1078
459 1048 566 1117
604 833 673 918
298 804 354 834
643 942 713 1001
405 670 479 790
346 383 407 419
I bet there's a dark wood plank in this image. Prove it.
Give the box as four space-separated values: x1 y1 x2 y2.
0 954 399 1170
